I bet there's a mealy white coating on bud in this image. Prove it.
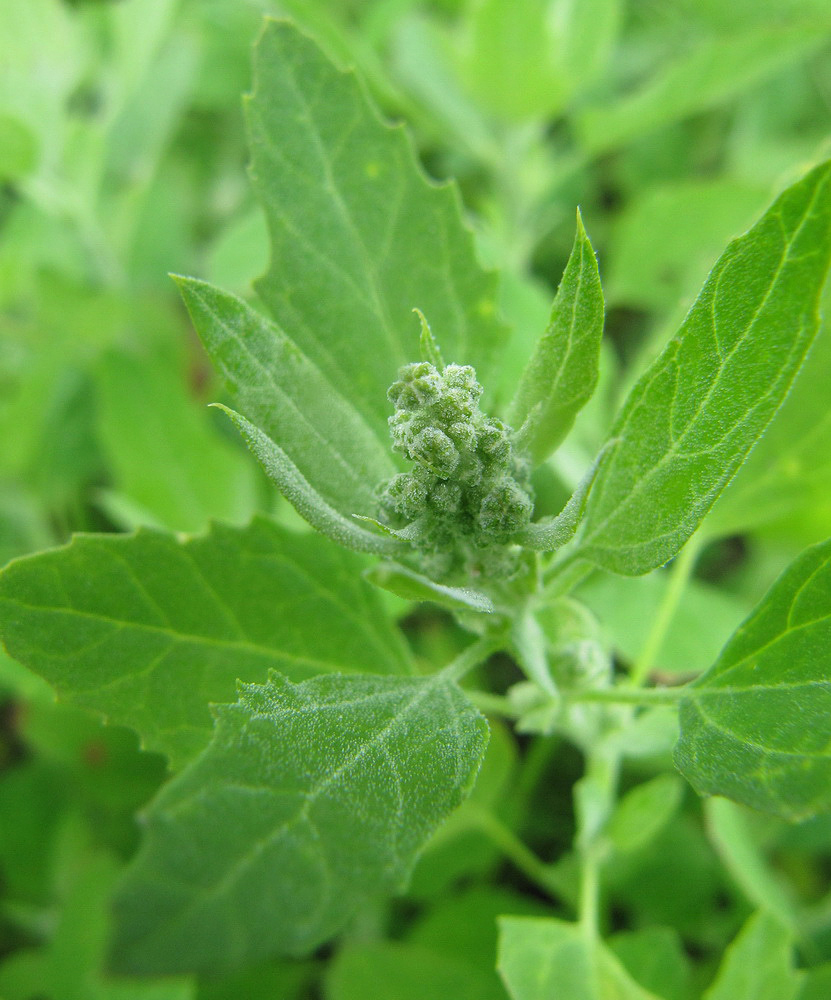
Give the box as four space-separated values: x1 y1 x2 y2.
377 361 534 581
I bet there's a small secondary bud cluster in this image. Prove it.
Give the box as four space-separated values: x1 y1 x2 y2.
377 361 534 579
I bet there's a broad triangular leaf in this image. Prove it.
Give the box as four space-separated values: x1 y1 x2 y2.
176 277 396 522
497 917 664 1000
110 671 489 974
575 159 831 575
508 211 604 465
0 518 413 768
675 537 831 820
247 19 508 434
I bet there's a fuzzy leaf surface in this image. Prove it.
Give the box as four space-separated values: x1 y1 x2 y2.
498 917 663 1000
508 212 604 465
110 671 489 974
574 159 831 575
364 562 494 613
675 537 831 820
177 278 396 519
212 405 403 555
0 519 413 768
247 20 508 436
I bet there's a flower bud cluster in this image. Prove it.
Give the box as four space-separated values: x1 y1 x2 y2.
378 361 534 579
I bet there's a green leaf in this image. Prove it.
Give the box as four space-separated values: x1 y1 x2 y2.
508 211 605 466
460 0 620 121
701 912 801 1000
607 774 685 854
110 670 489 974
574 159 831 576
247 20 508 433
675 537 831 820
609 928 693 1000
705 798 799 928
519 440 613 551
607 178 770 313
0 846 195 1000
326 941 505 1000
214 405 404 555
497 917 663 1000
364 561 495 613
95 348 257 533
577 21 831 155
0 113 37 181
176 277 396 522
0 518 413 768
796 965 831 1000
705 318 831 538
577 569 751 676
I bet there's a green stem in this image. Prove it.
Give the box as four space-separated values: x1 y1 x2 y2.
575 748 620 938
579 851 600 939
571 686 685 706
440 636 502 685
628 534 703 687
468 691 521 718
468 806 564 903
542 553 593 597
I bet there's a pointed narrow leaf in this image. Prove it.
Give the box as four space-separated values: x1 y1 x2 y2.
214 405 404 556
518 441 614 551
365 562 495 614
508 212 604 465
0 519 413 767
575 160 831 575
110 671 489 974
176 277 396 519
675 537 831 820
247 20 508 433
498 917 663 1000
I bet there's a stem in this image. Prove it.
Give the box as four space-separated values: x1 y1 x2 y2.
571 686 685 706
468 691 521 719
542 553 594 596
578 851 600 939
468 805 564 903
575 748 620 938
628 534 703 687
440 636 502 685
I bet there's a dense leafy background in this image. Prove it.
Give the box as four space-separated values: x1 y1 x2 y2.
2 1 831 998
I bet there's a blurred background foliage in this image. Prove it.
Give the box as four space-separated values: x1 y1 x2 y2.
1 1 831 997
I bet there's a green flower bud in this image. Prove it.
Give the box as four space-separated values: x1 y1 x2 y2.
410 426 460 476
377 354 534 581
